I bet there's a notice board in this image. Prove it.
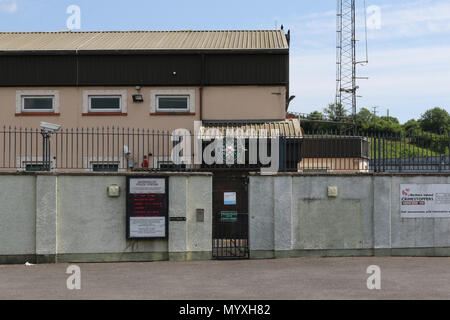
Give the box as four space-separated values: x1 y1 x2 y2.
401 184 450 218
126 176 169 239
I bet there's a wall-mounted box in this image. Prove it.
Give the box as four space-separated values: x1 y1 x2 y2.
196 209 204 222
328 186 338 198
107 184 120 197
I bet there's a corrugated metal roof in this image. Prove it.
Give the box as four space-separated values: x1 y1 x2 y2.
200 119 302 139
0 30 289 51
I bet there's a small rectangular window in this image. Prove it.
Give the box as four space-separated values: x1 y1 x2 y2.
157 96 189 112
92 163 119 172
89 96 121 112
25 163 45 172
158 161 186 170
22 96 54 112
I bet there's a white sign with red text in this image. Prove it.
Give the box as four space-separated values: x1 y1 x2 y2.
401 184 450 218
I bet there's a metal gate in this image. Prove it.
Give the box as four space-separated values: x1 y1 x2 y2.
212 173 249 259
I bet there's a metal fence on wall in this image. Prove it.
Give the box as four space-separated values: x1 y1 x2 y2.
1 126 449 173
301 130 450 173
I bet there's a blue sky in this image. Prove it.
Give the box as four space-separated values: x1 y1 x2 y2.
0 0 449 123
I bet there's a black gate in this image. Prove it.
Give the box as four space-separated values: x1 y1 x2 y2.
212 173 249 259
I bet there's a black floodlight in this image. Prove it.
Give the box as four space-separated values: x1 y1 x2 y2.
132 94 144 103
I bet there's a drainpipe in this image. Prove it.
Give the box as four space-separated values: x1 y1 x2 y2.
199 54 205 121
286 29 291 113
199 87 203 121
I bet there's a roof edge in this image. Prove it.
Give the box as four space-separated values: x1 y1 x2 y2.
0 49 289 56
0 29 287 34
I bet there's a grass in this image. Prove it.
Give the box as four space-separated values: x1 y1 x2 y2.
303 131 450 159
368 137 449 159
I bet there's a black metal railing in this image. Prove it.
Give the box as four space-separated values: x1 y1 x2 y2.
1 126 449 173
301 130 449 173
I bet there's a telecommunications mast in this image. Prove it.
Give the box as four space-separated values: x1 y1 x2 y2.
336 0 369 128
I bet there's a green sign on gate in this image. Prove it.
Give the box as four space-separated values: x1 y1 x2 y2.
221 211 237 222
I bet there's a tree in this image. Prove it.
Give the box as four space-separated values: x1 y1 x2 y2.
323 103 348 121
355 108 402 134
419 107 450 133
379 116 400 124
301 111 328 132
307 111 324 122
356 108 373 132
357 108 373 123
403 119 421 134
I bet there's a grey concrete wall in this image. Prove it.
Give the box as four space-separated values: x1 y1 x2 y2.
390 176 450 249
249 174 450 257
2 173 450 264
57 176 167 255
168 175 212 261
186 176 212 254
0 173 212 264
0 176 36 257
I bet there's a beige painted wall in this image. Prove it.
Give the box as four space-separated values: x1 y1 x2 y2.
202 86 286 120
0 86 286 131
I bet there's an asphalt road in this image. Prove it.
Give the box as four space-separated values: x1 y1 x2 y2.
1 257 450 300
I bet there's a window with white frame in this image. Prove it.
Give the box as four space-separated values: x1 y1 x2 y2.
82 90 127 114
84 157 123 172
22 96 54 112
156 96 189 112
150 89 195 114
17 156 46 172
91 162 120 172
16 90 60 114
89 96 122 112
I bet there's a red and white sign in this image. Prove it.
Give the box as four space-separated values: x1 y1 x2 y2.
401 184 450 218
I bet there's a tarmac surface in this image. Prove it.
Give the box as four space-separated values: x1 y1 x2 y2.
1 257 450 300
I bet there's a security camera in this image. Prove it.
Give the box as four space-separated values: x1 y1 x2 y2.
40 122 61 133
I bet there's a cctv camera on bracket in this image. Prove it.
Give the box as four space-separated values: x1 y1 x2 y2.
40 122 61 133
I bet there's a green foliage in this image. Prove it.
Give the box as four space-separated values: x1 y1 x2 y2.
299 104 450 157
409 133 450 154
357 108 403 135
419 107 450 133
357 106 448 136
300 111 327 132
323 103 348 121
403 119 421 134
368 137 449 158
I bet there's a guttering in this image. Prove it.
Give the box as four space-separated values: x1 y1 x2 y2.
0 48 289 56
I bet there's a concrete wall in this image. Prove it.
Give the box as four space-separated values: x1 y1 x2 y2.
0 176 36 263
249 174 450 258
2 172 450 264
0 173 212 264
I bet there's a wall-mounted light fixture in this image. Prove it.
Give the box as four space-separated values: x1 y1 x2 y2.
132 86 144 103
132 94 144 103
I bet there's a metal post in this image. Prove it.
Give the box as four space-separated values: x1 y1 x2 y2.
41 131 51 171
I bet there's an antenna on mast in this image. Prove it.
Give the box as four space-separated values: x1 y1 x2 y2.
336 0 369 131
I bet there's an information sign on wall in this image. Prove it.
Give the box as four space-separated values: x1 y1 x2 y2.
126 176 169 239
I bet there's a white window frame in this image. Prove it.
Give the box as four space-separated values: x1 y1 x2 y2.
150 89 195 113
82 90 127 114
83 157 124 172
16 156 44 172
88 95 122 113
22 96 54 112
151 156 172 169
91 162 120 172
156 95 190 112
16 90 60 114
